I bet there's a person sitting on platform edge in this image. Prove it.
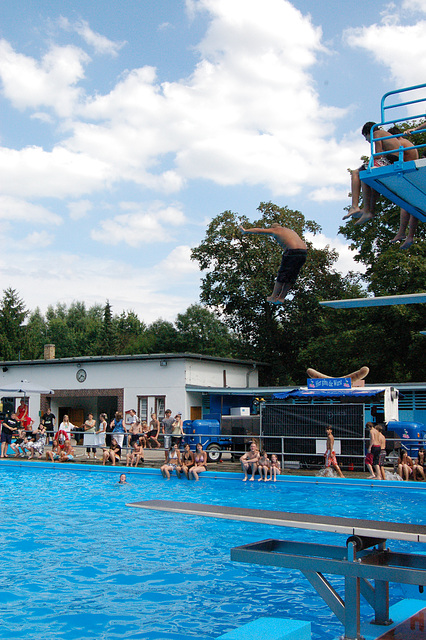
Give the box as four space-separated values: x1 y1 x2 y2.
344 122 418 232
239 223 307 304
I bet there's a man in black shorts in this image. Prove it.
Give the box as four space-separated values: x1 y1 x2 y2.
1 412 19 458
240 223 307 304
42 407 56 443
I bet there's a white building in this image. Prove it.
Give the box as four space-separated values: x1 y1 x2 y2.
0 347 260 426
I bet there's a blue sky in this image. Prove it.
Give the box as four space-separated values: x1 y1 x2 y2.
0 0 425 322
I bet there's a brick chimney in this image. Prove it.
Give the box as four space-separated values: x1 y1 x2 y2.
44 344 56 360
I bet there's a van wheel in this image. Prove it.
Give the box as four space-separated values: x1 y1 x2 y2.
206 444 222 463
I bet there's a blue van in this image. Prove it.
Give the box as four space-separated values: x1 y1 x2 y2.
182 419 231 462
386 420 426 458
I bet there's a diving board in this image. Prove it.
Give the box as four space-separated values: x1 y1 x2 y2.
360 158 426 223
127 500 426 542
319 293 426 309
130 500 426 640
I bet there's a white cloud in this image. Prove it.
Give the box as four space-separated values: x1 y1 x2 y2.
0 2 367 202
309 186 350 202
0 39 89 117
64 18 126 56
305 231 365 275
24 230 53 246
68 199 93 220
0 146 112 198
402 0 426 12
91 202 187 247
0 245 200 324
345 16 426 91
0 196 61 225
156 245 200 275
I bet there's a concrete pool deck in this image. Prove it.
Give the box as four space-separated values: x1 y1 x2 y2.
3 442 409 480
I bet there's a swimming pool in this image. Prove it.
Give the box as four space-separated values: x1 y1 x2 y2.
0 463 425 640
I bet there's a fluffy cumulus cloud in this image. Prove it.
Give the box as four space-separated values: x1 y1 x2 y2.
91 202 186 247
59 17 126 56
0 244 199 323
0 195 61 225
305 231 365 275
345 4 426 90
0 0 366 203
0 39 88 117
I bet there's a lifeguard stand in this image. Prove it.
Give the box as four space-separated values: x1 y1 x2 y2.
359 83 426 222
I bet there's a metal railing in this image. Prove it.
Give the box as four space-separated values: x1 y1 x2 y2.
368 82 426 169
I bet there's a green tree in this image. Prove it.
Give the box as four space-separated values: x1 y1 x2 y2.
175 304 236 356
191 203 363 384
145 319 180 353
0 288 28 360
25 308 47 360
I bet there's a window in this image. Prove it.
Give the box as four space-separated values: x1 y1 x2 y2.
138 396 166 421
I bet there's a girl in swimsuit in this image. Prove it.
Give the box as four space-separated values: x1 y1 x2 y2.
189 443 207 481
161 443 181 479
270 454 281 482
177 443 194 479
258 450 270 482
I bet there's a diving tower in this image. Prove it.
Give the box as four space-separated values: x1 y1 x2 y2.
360 83 426 222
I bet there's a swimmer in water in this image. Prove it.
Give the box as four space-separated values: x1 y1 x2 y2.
118 473 128 484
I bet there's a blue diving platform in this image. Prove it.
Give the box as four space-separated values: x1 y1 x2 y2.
129 500 426 640
360 158 426 223
319 292 426 308
360 83 426 222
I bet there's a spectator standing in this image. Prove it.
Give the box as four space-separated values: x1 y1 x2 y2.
83 413 97 459
110 412 126 449
1 412 19 458
161 410 175 458
147 413 160 449
42 407 56 442
171 413 184 446
94 413 107 454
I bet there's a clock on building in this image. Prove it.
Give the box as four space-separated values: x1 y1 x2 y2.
76 368 87 383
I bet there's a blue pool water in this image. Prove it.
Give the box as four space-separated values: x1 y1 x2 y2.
0 465 425 640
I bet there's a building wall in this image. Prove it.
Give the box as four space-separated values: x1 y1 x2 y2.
0 356 257 423
184 360 258 388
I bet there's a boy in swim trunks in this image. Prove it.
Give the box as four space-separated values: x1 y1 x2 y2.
325 426 344 478
368 422 382 480
239 223 307 304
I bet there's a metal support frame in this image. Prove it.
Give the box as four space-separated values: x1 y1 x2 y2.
231 536 426 640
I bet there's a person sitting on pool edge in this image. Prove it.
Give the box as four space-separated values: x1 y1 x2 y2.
102 438 122 466
177 443 194 479
240 442 260 482
189 442 207 481
270 454 281 481
257 450 270 482
161 442 181 479
126 438 144 467
59 439 76 463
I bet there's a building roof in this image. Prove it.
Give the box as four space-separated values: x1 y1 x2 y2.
0 352 267 368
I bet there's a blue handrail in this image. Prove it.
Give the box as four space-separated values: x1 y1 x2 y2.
367 83 426 169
